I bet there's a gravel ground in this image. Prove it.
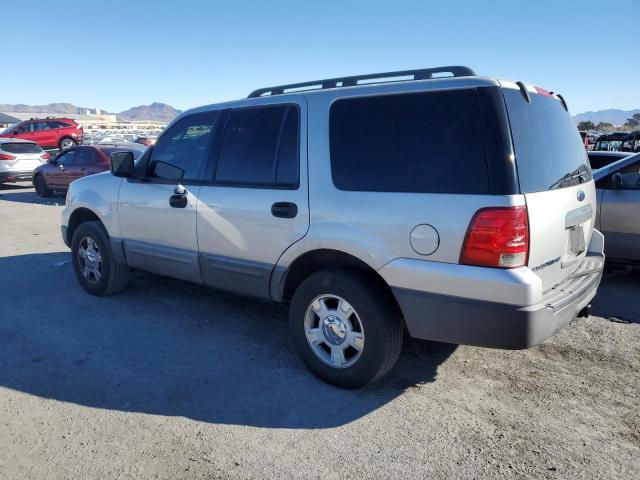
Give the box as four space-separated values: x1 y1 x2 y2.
0 182 638 480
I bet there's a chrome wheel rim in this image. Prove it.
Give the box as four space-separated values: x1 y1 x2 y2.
61 139 74 150
304 294 365 369
77 236 102 283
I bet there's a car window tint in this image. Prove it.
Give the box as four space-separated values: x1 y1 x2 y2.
148 112 218 180
56 150 76 165
33 122 50 131
330 89 489 193
73 148 93 165
215 105 299 187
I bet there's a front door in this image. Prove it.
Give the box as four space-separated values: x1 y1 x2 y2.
117 111 219 283
600 159 640 261
48 149 76 189
196 100 309 299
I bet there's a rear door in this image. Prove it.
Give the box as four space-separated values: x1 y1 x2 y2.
65 146 92 185
196 100 308 299
503 86 596 290
599 157 640 261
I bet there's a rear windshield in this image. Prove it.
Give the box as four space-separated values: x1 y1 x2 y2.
0 142 43 154
503 89 591 193
330 89 490 194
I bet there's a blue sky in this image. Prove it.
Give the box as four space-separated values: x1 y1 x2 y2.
1 0 638 114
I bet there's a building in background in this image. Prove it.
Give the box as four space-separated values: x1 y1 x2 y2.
0 112 20 129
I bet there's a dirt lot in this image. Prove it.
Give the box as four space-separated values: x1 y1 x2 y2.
0 182 638 480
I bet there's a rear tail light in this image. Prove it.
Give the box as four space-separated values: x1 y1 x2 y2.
460 206 529 268
0 153 16 161
41 153 50 160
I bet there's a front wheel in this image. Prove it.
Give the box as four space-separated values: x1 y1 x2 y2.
289 268 403 388
59 138 76 150
71 221 129 296
33 174 52 197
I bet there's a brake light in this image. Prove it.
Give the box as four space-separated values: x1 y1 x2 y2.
460 206 529 268
41 153 50 160
0 153 16 161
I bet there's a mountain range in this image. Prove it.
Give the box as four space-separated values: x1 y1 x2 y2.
0 102 181 122
1 102 638 126
573 109 640 126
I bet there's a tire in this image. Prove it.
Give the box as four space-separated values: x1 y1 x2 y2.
59 137 76 150
289 268 403 388
71 221 129 296
33 174 52 197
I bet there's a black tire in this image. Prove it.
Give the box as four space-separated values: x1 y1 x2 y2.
289 268 403 388
71 221 129 296
59 137 76 150
33 174 53 197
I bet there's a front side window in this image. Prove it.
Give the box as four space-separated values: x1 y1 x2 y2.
214 104 299 187
148 112 218 180
56 150 76 165
330 89 489 193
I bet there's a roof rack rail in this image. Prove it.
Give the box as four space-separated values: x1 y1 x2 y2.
248 65 476 98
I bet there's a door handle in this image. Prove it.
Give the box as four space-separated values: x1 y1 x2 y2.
169 194 188 208
271 202 298 219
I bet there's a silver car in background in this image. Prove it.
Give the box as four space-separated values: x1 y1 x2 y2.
0 138 48 184
594 152 640 262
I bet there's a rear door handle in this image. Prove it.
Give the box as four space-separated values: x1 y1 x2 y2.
271 202 298 219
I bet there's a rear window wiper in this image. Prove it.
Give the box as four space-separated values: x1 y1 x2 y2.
549 167 589 190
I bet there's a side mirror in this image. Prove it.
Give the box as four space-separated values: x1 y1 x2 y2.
611 173 623 190
110 151 135 178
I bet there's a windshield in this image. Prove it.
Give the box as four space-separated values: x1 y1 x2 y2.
503 89 591 193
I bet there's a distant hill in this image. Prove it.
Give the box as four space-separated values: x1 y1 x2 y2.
0 102 180 122
117 102 181 122
573 109 640 126
0 103 103 115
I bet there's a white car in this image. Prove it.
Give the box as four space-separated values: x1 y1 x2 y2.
0 138 49 184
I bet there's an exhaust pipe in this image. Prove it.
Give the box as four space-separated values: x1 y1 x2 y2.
578 304 592 318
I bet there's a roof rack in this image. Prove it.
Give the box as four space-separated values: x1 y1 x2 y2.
248 66 476 98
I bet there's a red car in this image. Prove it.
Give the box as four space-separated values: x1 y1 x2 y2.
0 117 84 150
32 145 143 197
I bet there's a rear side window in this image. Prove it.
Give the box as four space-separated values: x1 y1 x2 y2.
329 89 490 194
503 89 591 193
214 104 299 187
0 142 42 154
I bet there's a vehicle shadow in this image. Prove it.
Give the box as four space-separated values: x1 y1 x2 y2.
0 189 65 206
0 181 32 191
0 252 456 429
592 265 640 324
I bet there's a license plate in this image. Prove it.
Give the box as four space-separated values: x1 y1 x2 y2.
568 225 586 255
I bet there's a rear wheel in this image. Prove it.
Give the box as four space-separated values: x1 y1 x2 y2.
59 138 76 150
33 174 52 197
289 268 403 388
71 221 129 296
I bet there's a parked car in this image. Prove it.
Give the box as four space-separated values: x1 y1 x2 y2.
0 117 84 150
0 138 49 184
133 135 157 146
61 66 604 388
33 145 143 197
620 131 640 153
594 152 640 263
592 132 628 152
587 151 632 169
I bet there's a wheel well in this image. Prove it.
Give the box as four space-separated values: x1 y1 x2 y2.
281 249 401 312
67 208 101 244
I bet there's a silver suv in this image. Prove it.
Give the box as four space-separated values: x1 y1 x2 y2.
61 66 604 388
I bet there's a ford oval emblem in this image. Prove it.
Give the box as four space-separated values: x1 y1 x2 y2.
577 190 585 202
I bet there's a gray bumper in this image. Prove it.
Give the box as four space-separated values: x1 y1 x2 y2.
394 252 604 349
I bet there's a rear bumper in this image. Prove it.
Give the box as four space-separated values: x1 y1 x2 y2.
0 170 33 182
385 231 605 349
